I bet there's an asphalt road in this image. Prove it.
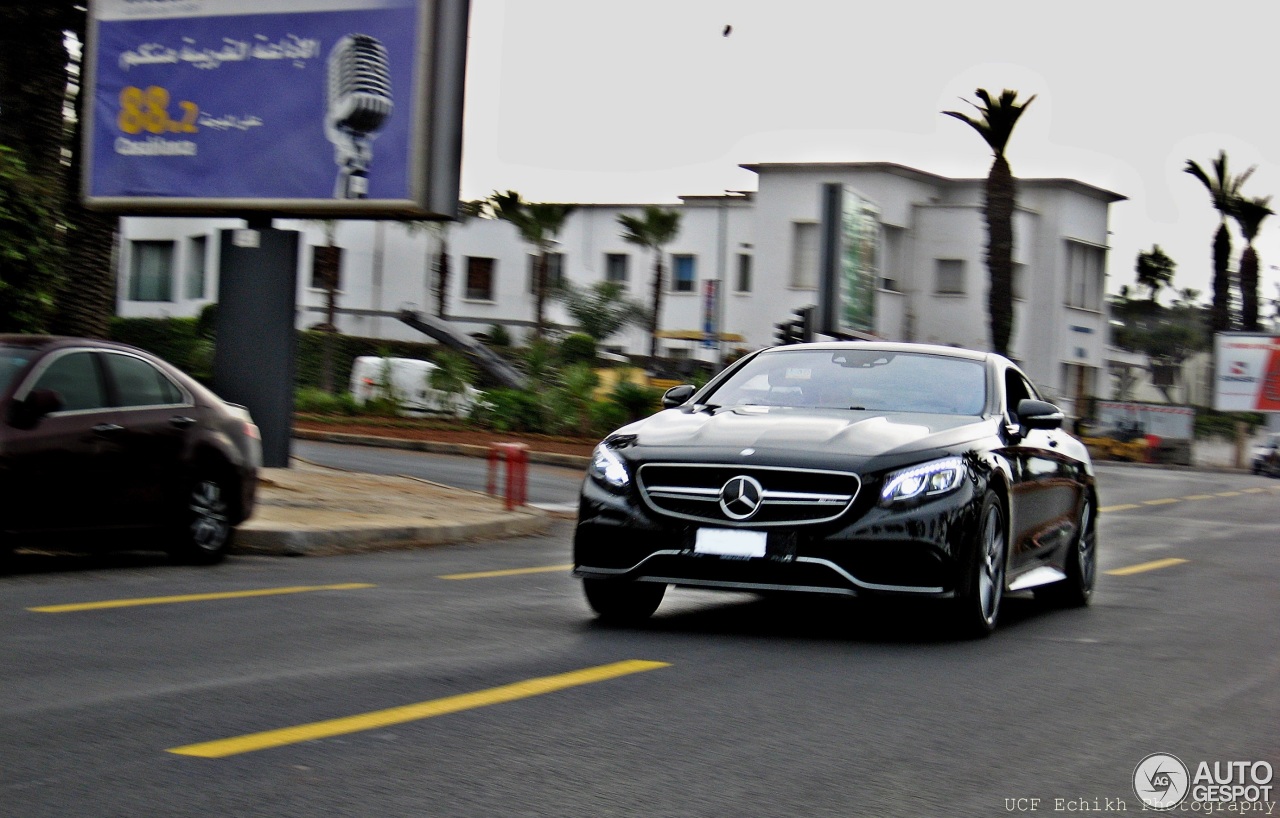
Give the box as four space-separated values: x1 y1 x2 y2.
3 463 1279 817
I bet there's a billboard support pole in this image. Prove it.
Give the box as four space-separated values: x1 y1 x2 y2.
213 223 300 468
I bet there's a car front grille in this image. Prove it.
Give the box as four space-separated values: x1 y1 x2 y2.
636 463 861 527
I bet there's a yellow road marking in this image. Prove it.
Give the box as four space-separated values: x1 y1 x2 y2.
1184 494 1215 500
168 659 671 758
1105 558 1189 576
28 583 375 614
1143 498 1180 506
1216 491 1242 497
1101 503 1141 513
439 564 573 580
1243 488 1266 494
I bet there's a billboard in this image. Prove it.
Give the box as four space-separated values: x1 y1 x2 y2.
1213 333 1280 412
83 0 468 218
818 183 880 338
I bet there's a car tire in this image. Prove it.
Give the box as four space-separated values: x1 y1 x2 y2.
169 468 234 565
583 578 666 624
953 492 1006 638
1037 498 1096 608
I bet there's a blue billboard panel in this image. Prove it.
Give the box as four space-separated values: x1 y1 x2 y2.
85 0 465 217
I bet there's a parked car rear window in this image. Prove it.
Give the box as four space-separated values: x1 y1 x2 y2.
0 346 36 395
103 353 185 407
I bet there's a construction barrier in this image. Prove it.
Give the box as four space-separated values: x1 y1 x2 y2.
486 442 528 510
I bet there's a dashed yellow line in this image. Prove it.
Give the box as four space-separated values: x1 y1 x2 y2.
167 659 671 758
28 584 375 614
1101 503 1141 513
1243 488 1267 494
1105 558 1189 576
439 564 573 580
1184 494 1215 500
1216 491 1242 497
1143 498 1180 506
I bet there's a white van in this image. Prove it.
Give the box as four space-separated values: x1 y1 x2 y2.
349 356 479 416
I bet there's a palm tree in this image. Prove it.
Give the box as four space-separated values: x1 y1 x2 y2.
1184 150 1255 334
408 199 484 319
1135 244 1176 303
942 88 1036 358
1230 195 1273 332
617 205 682 358
489 190 575 339
552 280 650 343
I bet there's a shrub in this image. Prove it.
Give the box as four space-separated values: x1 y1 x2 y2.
475 388 546 432
589 400 628 436
487 323 512 347
295 387 359 415
609 380 662 422
559 332 597 365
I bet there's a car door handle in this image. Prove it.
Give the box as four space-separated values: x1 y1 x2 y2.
169 416 197 429
92 423 124 436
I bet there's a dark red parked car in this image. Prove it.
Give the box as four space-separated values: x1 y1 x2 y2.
0 335 260 564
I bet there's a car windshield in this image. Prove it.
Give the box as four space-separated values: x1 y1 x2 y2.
0 346 37 395
704 348 987 415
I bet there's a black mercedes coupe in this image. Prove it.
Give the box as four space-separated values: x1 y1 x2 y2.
573 342 1097 637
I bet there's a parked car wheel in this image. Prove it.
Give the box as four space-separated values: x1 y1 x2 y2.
953 493 1006 638
170 468 234 565
583 578 666 624
1038 498 1097 608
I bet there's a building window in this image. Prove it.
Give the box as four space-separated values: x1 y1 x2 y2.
934 259 966 295
310 245 343 291
129 240 175 302
605 253 629 286
527 252 565 294
465 256 496 301
735 253 752 293
790 221 819 289
672 254 696 292
1066 242 1104 309
185 235 208 300
881 225 904 292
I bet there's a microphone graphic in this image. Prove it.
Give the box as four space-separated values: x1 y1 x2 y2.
326 34 393 199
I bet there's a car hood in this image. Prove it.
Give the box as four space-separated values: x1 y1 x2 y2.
629 406 993 460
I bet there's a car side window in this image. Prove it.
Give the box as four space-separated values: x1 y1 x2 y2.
31 352 109 412
1003 371 1035 419
103 353 185 407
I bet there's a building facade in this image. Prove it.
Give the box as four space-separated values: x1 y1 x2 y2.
116 161 1125 415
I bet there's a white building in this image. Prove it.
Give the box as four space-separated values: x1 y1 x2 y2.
116 160 1125 415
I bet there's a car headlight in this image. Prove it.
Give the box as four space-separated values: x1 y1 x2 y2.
879 456 965 505
588 442 630 491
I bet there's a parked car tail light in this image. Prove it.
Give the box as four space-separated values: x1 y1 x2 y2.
879 457 964 506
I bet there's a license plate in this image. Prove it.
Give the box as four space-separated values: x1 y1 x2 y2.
695 528 766 558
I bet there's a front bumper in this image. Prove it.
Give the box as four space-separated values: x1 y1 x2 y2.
573 475 982 599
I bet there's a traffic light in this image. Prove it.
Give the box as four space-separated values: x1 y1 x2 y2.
773 306 816 346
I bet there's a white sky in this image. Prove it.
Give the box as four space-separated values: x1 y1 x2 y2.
458 0 1280 303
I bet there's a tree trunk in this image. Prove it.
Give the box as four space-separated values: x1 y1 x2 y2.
533 250 548 339
985 155 1016 357
648 253 665 358
1210 223 1233 334
435 236 451 318
1239 244 1259 332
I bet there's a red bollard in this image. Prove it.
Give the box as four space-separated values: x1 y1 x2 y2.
487 442 528 510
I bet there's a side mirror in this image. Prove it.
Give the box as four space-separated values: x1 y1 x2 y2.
9 388 63 429
1016 398 1064 431
661 384 696 409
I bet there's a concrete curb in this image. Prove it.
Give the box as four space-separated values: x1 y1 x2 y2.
235 511 552 557
293 429 592 470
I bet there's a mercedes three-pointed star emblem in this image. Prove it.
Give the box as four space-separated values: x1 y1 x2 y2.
719 475 764 520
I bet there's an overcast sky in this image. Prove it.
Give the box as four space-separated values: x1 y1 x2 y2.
457 0 1280 304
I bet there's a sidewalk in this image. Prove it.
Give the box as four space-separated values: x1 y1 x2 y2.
235 456 557 557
